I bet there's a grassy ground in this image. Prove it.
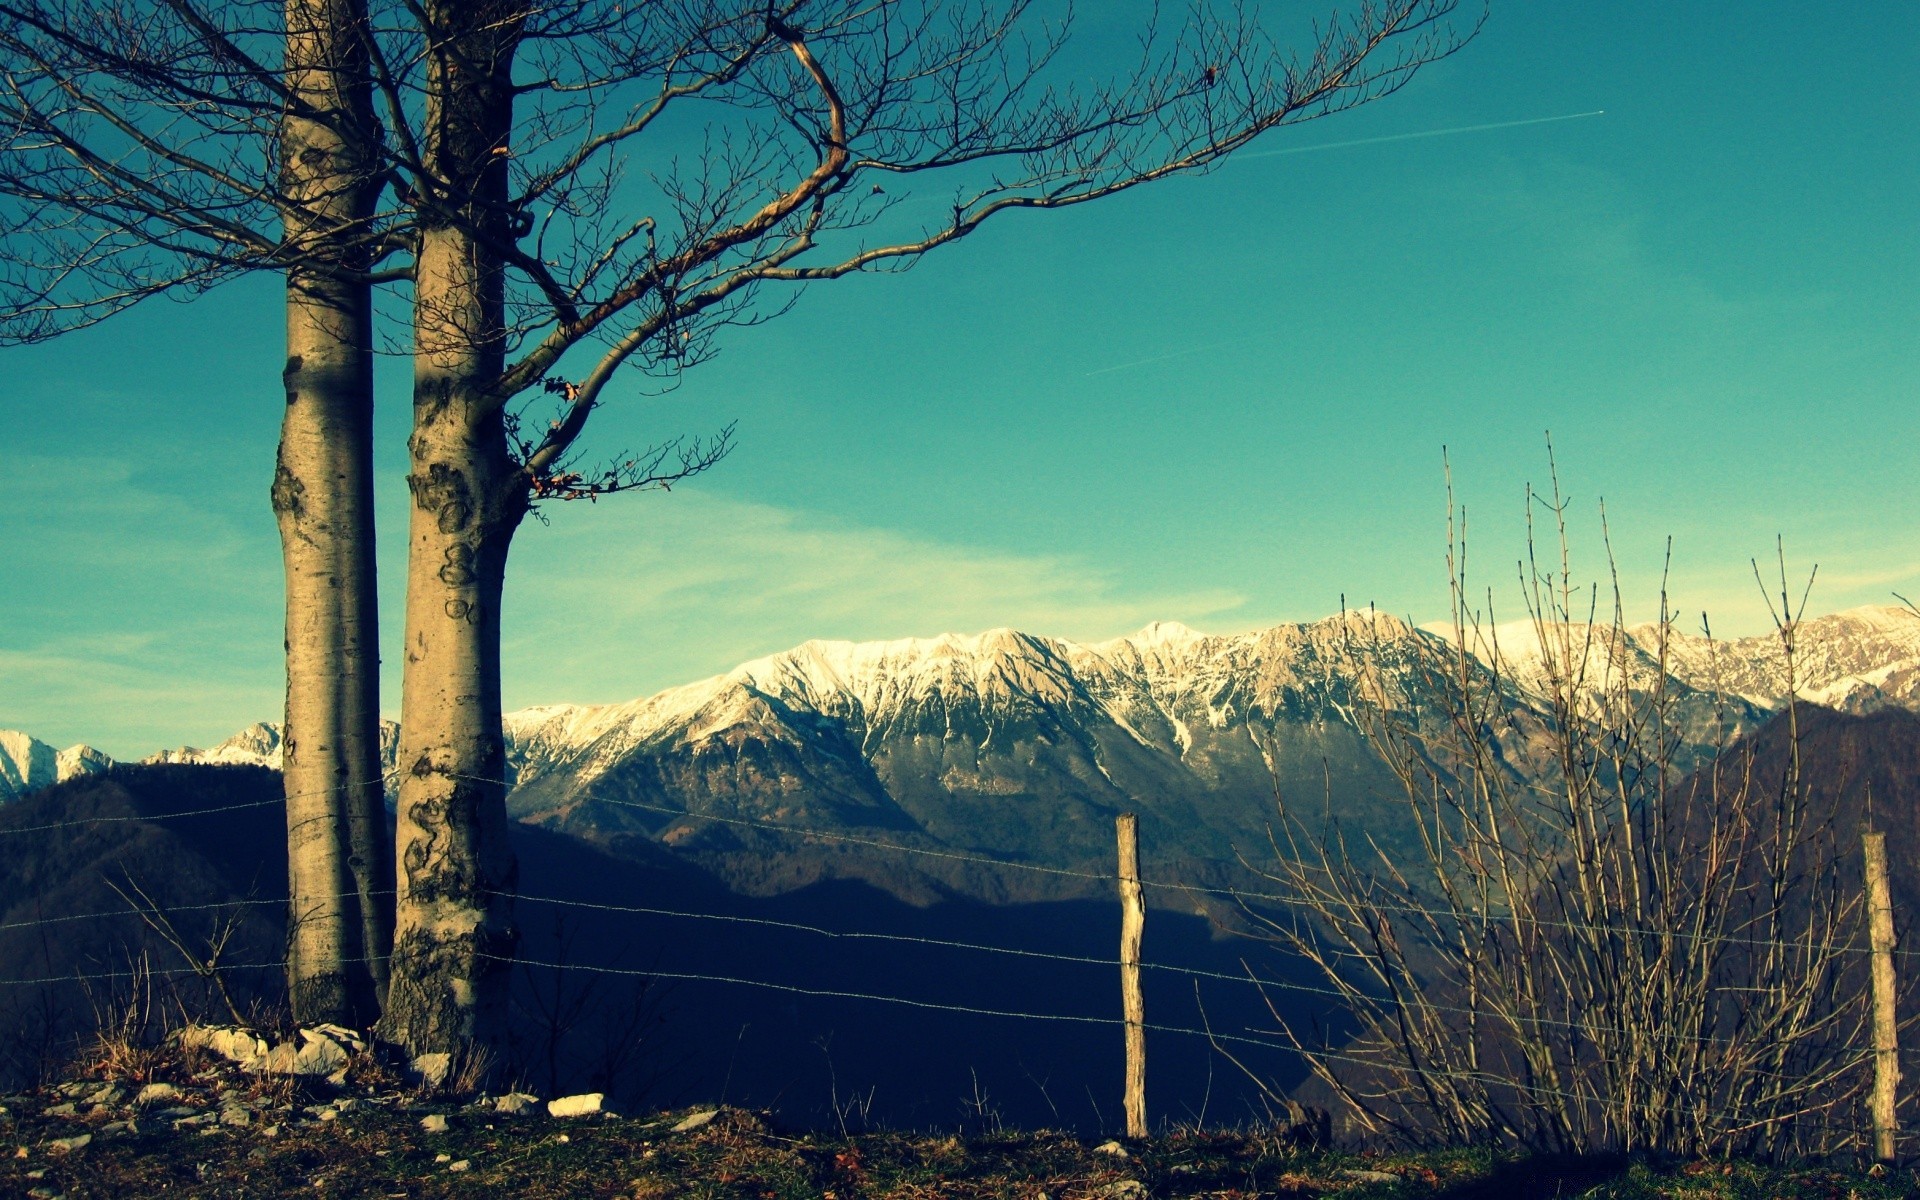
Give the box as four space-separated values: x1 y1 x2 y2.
6 1095 1919 1200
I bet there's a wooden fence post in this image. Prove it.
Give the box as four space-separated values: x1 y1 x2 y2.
1118 812 1147 1139
1865 829 1900 1162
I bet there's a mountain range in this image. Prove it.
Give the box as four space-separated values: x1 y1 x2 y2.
10 604 1920 898
0 729 111 803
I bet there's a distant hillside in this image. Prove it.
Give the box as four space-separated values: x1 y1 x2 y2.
0 764 290 1082
0 764 1313 1129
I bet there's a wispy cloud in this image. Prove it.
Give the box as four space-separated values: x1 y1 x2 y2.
501 490 1247 707
0 454 283 755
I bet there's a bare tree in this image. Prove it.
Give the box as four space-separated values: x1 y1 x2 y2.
1245 469 1866 1155
369 0 1478 1059
0 0 399 1023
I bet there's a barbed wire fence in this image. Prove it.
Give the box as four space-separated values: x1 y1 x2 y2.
0 776 1907 1154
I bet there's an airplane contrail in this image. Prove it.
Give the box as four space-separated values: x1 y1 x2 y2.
1237 109 1605 160
1084 335 1263 377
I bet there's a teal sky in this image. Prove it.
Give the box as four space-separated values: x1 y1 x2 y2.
3 2 1917 758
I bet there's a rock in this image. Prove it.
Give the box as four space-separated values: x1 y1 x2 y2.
669 1108 715 1133
220 1106 252 1127
305 1024 367 1055
151 1106 199 1121
174 1113 217 1130
434 1152 452 1163
47 1133 91 1154
493 1093 541 1116
181 1025 270 1068
135 1083 183 1107
1094 1183 1149 1200
410 1052 451 1089
1093 1140 1129 1158
1341 1168 1400 1184
257 1028 353 1077
41 1103 75 1118
420 1113 449 1133
448 1160 471 1173
83 1084 122 1107
550 1094 608 1120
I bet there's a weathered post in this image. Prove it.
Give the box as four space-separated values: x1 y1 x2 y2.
1865 829 1900 1162
1117 812 1147 1139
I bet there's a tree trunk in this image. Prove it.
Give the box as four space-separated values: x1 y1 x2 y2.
380 230 523 1052
380 0 525 1056
275 0 389 1027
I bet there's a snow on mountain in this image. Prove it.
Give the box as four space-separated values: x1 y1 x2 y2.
22 603 1920 825
1425 605 1920 714
148 721 287 768
1649 605 1920 711
0 730 113 802
55 743 113 781
500 611 1432 798
148 720 401 774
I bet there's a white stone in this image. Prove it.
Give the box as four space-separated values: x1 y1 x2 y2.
254 1028 352 1077
181 1025 271 1067
420 1113 449 1133
493 1093 540 1116
548 1094 606 1119
134 1083 182 1107
48 1133 91 1154
304 1024 367 1054
671 1109 717 1133
410 1052 452 1088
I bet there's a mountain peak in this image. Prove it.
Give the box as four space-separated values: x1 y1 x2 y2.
1 730 114 802
1128 620 1204 646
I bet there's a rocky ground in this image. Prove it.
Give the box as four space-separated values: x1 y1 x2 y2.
3 1025 1918 1199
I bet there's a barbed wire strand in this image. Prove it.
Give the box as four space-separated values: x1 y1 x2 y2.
0 769 403 837
0 889 399 936
0 881 1852 1049
491 951 1872 1115
484 782 1903 962
501 890 1874 1047
2 765 1900 963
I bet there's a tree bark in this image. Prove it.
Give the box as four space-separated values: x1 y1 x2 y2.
380 0 525 1057
275 0 389 1026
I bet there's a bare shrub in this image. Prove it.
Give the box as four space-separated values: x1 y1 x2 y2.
1246 463 1866 1156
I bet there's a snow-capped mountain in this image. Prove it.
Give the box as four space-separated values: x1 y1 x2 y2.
491 613 1433 890
19 604 1920 892
1430 604 1920 713
0 730 112 803
491 608 1777 890
145 720 401 773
